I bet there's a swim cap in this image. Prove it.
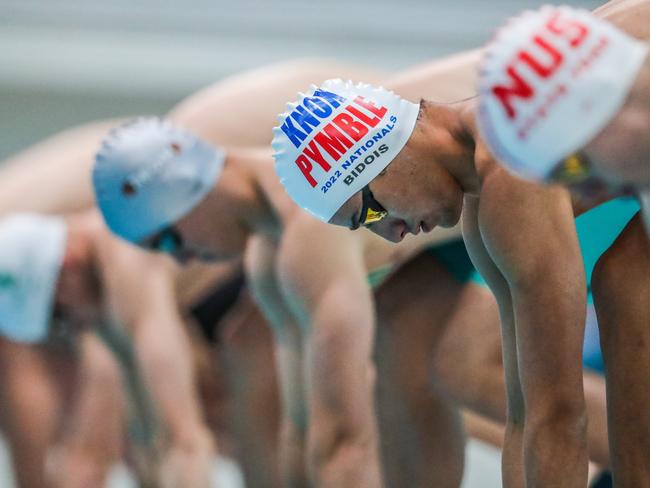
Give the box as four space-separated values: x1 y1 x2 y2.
273 79 419 222
93 117 225 243
0 214 67 343
477 5 648 181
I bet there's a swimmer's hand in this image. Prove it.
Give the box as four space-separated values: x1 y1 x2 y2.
129 432 166 488
158 427 216 488
129 426 215 488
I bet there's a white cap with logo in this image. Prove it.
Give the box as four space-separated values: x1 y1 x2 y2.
93 117 226 243
273 79 419 222
0 214 67 343
477 5 648 181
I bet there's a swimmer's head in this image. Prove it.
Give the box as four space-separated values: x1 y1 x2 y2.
93 117 228 262
274 79 465 242
273 80 419 221
477 5 648 184
0 214 67 343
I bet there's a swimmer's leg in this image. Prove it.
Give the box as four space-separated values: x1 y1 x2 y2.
54 332 124 488
219 290 282 488
268 318 307 487
374 252 467 488
638 189 650 236
583 371 610 468
250 228 384 487
0 339 67 488
428 278 504 424
462 196 525 487
245 235 308 487
592 213 650 485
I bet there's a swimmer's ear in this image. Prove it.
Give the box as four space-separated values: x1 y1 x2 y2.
417 100 426 120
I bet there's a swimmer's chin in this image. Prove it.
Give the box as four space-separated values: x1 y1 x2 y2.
441 202 463 228
439 215 461 229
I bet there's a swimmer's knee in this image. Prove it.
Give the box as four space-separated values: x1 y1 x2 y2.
55 442 118 488
524 395 587 455
520 373 586 444
306 414 376 480
306 385 376 472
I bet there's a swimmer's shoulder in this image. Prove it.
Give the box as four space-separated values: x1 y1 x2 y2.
456 100 505 190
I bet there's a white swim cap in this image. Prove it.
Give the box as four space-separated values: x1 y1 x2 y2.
93 118 225 243
273 79 419 222
0 214 67 343
477 5 648 181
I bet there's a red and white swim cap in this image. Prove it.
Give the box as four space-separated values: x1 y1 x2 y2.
477 5 648 181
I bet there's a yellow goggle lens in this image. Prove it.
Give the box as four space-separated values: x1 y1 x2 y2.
362 208 388 225
552 153 591 183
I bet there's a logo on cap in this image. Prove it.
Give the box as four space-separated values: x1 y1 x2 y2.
273 80 420 222
487 9 595 137
477 5 649 181
279 88 390 188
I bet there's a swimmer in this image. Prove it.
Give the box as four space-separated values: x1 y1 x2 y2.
0 325 124 488
1 57 608 486
93 114 440 486
274 3 650 485
0 121 284 487
93 110 610 488
0 59 385 215
476 3 650 234
0 212 215 487
1 110 483 486
478 0 650 195
1 60 392 486
178 262 284 488
92 113 615 485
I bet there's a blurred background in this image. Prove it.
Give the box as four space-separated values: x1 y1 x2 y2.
0 0 602 486
1 0 600 160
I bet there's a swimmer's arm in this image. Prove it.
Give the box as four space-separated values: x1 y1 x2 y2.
244 234 309 487
0 120 121 215
593 0 650 40
108 246 214 457
94 321 159 446
478 170 588 482
277 215 382 487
